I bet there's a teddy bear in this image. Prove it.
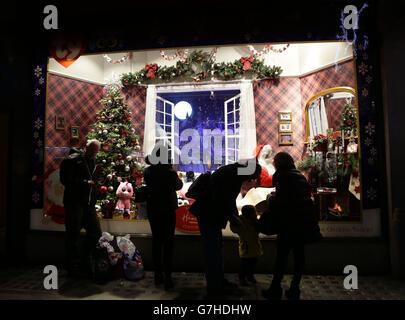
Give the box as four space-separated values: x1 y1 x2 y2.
115 182 133 219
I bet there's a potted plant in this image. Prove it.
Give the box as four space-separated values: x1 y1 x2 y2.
312 134 328 152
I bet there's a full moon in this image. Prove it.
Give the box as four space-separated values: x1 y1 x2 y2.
174 101 193 120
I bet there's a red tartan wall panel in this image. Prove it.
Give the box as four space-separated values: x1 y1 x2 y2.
46 75 146 173
121 85 147 148
254 78 305 162
299 59 356 138
46 73 105 172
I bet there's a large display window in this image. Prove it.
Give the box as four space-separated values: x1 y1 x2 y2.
30 40 381 237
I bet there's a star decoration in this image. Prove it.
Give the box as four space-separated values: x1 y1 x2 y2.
365 122 376 136
362 88 369 97
34 66 42 77
358 62 368 76
364 137 373 147
370 147 377 157
367 187 377 201
35 88 41 96
34 118 43 130
38 77 45 85
32 192 40 203
33 132 39 139
366 75 373 84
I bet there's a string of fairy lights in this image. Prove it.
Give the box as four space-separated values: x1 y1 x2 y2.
102 44 290 64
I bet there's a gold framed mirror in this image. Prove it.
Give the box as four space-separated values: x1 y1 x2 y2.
298 86 362 223
305 86 357 143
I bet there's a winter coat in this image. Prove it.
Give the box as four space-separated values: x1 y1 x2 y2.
198 163 250 229
230 216 263 258
143 164 183 218
60 150 99 207
269 168 322 243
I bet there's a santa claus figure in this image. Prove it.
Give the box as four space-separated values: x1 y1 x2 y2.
254 144 275 187
34 167 66 224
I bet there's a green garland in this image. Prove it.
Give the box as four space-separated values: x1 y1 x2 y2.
120 50 282 85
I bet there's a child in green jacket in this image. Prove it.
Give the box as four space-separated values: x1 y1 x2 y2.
230 205 263 285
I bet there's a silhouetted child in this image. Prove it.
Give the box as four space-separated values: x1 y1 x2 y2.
230 205 263 285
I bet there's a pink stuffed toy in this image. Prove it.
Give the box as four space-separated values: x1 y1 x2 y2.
115 182 133 219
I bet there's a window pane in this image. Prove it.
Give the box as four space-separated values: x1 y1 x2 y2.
165 114 172 125
156 111 164 124
227 112 234 123
235 110 240 123
166 103 172 114
156 99 164 112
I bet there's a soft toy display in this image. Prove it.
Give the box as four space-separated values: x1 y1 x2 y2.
33 167 66 224
254 144 276 187
115 182 134 219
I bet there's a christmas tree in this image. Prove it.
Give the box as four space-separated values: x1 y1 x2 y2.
340 102 357 134
87 89 144 219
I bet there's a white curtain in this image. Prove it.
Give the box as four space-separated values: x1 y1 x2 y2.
308 97 329 139
320 96 329 135
143 85 157 156
239 81 257 159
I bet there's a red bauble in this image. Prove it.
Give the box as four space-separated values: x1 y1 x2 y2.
100 186 108 194
118 154 123 160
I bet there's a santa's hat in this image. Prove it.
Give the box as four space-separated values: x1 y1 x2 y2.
254 144 266 158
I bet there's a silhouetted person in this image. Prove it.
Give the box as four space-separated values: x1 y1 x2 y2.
230 205 263 286
144 144 183 290
262 152 322 300
190 159 261 297
60 139 102 277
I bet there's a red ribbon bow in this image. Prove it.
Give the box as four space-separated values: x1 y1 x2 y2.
145 64 157 78
132 169 144 185
241 56 253 71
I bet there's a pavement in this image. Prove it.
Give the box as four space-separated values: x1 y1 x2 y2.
0 266 405 300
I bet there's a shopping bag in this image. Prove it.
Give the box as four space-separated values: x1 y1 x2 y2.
117 234 145 280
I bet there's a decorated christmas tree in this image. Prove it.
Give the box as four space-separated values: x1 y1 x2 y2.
340 102 357 134
87 89 144 219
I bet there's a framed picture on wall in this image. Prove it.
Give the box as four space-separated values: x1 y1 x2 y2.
279 111 292 122
279 133 293 145
55 116 65 130
71 126 79 139
279 122 292 132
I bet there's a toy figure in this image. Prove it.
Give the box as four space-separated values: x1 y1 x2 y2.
254 144 276 187
115 182 133 219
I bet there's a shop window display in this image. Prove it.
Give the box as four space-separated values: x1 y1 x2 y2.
33 41 374 236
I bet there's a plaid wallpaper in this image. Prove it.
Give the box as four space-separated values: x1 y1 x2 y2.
299 59 355 141
325 98 357 132
253 60 355 162
254 77 304 162
46 74 105 171
121 85 147 148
